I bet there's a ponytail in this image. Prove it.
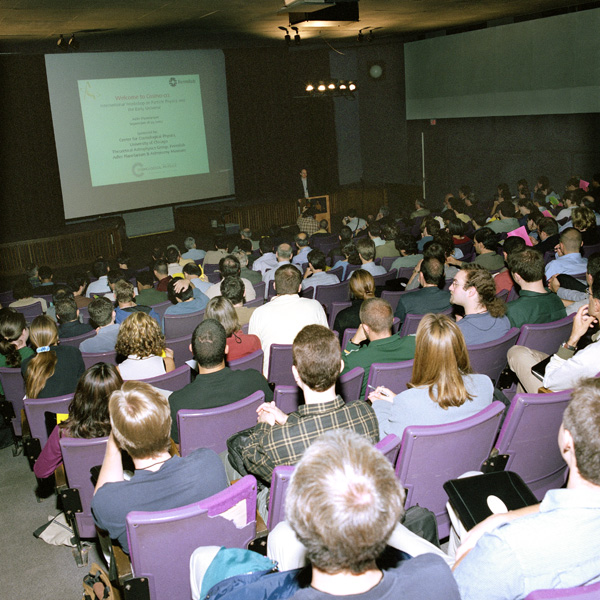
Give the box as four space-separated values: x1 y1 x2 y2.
25 315 59 399
0 310 27 368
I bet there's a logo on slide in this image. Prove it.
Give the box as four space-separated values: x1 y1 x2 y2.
169 77 177 87
132 163 144 178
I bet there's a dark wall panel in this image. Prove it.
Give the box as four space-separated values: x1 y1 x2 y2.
0 55 64 243
406 113 600 208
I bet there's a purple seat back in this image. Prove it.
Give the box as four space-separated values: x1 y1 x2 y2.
327 266 344 280
273 385 301 414
396 401 505 539
338 366 365 402
397 266 415 280
177 391 265 456
79 306 90 324
60 330 96 348
252 281 266 301
380 257 397 272
380 290 406 314
372 271 397 287
81 351 117 370
301 286 314 299
525 582 600 599
267 344 295 386
329 300 352 330
314 280 349 315
60 436 108 538
163 309 204 339
267 465 295 531
14 301 44 323
126 476 258 600
152 301 173 321
467 327 520 383
507 285 519 302
494 390 571 501
267 280 277 300
375 433 402 466
399 307 453 337
0 366 26 435
245 296 264 308
344 264 362 280
582 243 600 259
228 348 264 372
364 360 414 401
24 393 74 447
516 314 575 355
341 328 357 350
165 335 193 368
142 365 191 392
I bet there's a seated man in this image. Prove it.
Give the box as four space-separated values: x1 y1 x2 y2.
453 378 600 599
164 276 209 319
221 276 256 327
135 270 168 306
268 429 459 599
505 248 566 328
532 216 560 255
166 245 193 277
485 200 520 234
292 232 312 266
375 223 400 259
10 279 47 312
67 271 92 309
79 297 120 353
92 381 228 554
233 249 262 285
507 278 600 393
241 227 260 251
493 236 526 296
262 243 301 298
342 298 416 399
37 265 55 291
342 208 367 234
355 238 386 276
249 264 328 376
391 233 423 270
395 257 451 323
114 280 161 326
203 236 229 267
545 227 588 279
252 237 278 276
449 227 504 271
206 255 256 301
302 249 339 292
86 259 111 297
153 259 172 293
181 262 212 295
450 264 511 345
168 319 272 443
296 208 320 237
240 325 379 490
55 296 93 339
181 236 206 262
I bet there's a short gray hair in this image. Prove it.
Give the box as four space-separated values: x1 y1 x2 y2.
184 237 195 250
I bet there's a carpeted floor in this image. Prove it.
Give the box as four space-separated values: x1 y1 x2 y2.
0 443 103 599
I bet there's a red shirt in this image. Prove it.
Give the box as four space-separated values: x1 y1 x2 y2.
225 331 261 362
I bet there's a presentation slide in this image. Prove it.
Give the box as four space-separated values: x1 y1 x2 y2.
45 51 234 220
79 75 208 186
405 9 600 120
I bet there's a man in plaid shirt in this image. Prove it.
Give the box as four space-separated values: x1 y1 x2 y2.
241 324 379 487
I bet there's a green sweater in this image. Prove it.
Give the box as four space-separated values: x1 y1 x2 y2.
506 289 566 329
342 334 417 399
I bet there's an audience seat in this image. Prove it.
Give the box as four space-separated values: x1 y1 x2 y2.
81 350 117 370
163 310 204 339
395 401 505 539
177 390 265 456
24 393 73 449
0 366 26 436
363 360 414 401
515 314 575 355
399 307 453 337
467 327 520 383
491 389 572 501
60 330 96 348
142 365 192 392
228 349 264 373
124 476 258 600
328 300 352 330
267 345 294 387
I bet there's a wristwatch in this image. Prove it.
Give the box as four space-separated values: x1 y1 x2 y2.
561 341 577 351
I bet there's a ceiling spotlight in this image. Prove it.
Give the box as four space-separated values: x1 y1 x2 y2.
291 26 301 45
348 82 356 91
278 26 291 45
57 34 68 51
306 84 314 92
327 83 336 90
68 34 79 50
317 83 326 92
339 82 347 90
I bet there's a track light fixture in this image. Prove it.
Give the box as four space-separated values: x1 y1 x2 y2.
278 26 291 45
304 80 358 98
290 26 301 45
68 34 79 50
57 34 68 51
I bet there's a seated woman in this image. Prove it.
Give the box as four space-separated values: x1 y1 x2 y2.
21 315 85 399
0 309 34 396
115 311 175 380
331 242 359 281
572 206 600 246
368 313 494 440
333 270 375 336
204 296 260 362
33 363 122 479
9 278 47 313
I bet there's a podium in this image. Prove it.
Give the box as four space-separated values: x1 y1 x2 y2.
298 195 330 228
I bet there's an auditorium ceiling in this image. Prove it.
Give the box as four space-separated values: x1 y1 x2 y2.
0 0 596 53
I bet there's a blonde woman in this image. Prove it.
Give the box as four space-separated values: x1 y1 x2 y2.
115 312 175 380
368 313 493 439
21 315 85 398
